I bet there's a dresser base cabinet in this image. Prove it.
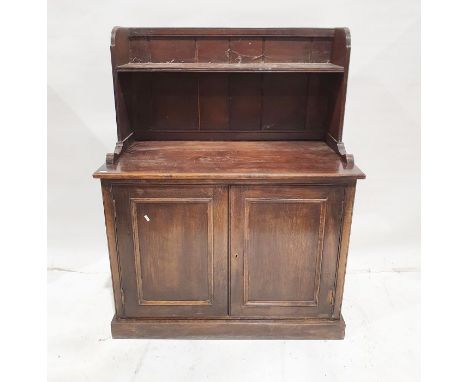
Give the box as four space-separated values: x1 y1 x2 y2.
100 181 357 339
94 27 365 339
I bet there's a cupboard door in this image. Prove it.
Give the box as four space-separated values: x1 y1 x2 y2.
230 186 344 318
113 185 228 318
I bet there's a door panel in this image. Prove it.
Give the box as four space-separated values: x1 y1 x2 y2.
230 186 344 318
132 198 212 305
113 185 228 318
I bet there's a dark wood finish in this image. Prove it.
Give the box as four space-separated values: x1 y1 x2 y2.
93 141 365 181
96 27 365 339
117 72 338 140
110 27 132 142
261 74 308 131
230 186 344 318
326 132 355 168
101 183 124 317
150 73 199 131
199 74 230 130
117 62 344 72
112 185 227 318
332 183 356 318
105 132 134 165
229 74 262 131
111 315 346 339
126 28 336 37
109 27 351 145
328 28 350 142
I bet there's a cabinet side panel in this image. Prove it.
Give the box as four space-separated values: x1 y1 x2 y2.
332 182 356 318
101 182 124 317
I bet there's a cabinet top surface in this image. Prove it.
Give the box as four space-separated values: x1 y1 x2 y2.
93 141 364 181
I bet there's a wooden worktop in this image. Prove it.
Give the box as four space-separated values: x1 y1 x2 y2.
93 141 365 181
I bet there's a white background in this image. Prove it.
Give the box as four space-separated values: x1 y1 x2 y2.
46 1 420 381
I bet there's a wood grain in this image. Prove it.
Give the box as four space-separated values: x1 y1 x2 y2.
126 28 336 38
101 183 124 316
332 182 356 319
117 62 344 72
94 141 365 181
111 315 346 339
130 197 213 305
109 27 350 147
96 27 364 339
112 185 228 318
117 71 340 139
230 185 344 318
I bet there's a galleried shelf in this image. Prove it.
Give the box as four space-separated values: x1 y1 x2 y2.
94 27 365 340
116 62 344 73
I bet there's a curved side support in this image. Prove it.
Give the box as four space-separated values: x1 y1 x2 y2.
110 27 133 142
343 27 351 50
110 26 121 48
110 26 129 64
328 27 351 143
336 143 354 169
106 132 134 165
326 133 355 169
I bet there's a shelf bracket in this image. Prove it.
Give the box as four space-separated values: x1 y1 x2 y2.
106 132 134 165
326 133 355 169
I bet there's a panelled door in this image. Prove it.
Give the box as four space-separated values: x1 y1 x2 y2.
230 185 344 318
113 185 228 318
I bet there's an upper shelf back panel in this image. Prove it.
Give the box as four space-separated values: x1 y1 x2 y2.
125 35 334 64
111 28 344 67
110 28 351 144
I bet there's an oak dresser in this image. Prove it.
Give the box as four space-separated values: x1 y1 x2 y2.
93 27 365 339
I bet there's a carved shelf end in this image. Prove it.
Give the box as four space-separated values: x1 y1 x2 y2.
326 133 355 169
105 132 134 165
106 142 124 165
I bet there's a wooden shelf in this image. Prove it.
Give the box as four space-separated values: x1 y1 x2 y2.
94 141 364 181
116 62 344 73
